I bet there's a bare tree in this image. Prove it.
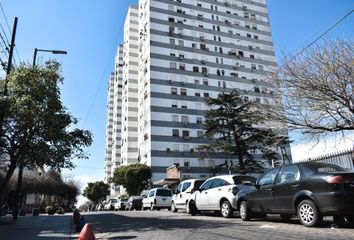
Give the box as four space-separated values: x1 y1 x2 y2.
267 38 354 142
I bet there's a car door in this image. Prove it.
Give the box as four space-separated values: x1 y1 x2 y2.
174 183 183 207
249 168 278 212
195 179 213 209
207 178 229 209
272 165 301 213
180 181 191 206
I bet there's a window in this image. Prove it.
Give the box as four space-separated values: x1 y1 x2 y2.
170 62 177 69
179 64 185 70
181 102 187 109
247 33 251 38
258 168 277 186
180 88 187 96
182 130 189 137
181 115 188 124
200 179 212 190
183 144 189 152
172 129 179 137
193 66 199 72
222 81 226 88
217 26 220 31
202 79 208 85
175 183 182 194
172 115 178 122
171 87 177 95
195 103 201 109
251 64 257 70
254 35 258 39
200 43 206 50
196 117 203 124
172 101 178 108
250 54 255 59
197 130 204 138
204 92 209 98
195 92 201 97
194 79 200 85
275 165 300 184
168 17 175 22
182 182 191 192
178 40 184 46
202 67 208 75
170 38 175 45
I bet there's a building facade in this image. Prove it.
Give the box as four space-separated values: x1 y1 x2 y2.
105 0 291 191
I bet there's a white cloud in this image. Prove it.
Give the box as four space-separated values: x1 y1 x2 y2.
291 133 354 162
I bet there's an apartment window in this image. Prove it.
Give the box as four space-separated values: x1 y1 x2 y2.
218 36 221 42
194 79 200 85
178 40 184 46
195 92 201 97
170 62 177 69
173 144 179 151
181 102 187 109
238 51 244 57
211 5 213 10
195 103 202 109
217 69 221 76
170 38 175 45
202 67 208 75
181 115 188 124
172 129 179 137
183 144 189 152
168 17 175 22
251 64 257 70
250 54 255 59
216 57 219 63
204 92 209 98
244 12 249 18
228 30 233 36
254 35 258 39
202 79 208 85
258 65 264 71
193 66 199 72
179 64 185 70
180 88 187 96
172 115 178 122
169 26 175 33
198 24 204 28
254 86 260 93
182 130 189 138
197 3 202 7
170 52 176 57
171 87 178 95
192 43 197 48
247 33 251 38
200 43 206 50
197 130 204 138
222 81 226 88
217 26 220 31
251 14 256 20
196 117 203 124
219 47 223 53
172 101 178 108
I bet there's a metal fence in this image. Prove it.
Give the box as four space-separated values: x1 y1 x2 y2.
296 148 354 171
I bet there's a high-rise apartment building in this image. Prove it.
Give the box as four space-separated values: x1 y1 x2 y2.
105 0 291 191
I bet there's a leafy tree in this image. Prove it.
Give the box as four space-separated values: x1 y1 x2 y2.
203 90 288 174
267 38 354 141
111 163 151 196
0 61 92 206
83 181 109 204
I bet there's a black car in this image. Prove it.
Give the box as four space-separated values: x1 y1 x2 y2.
236 162 354 227
125 196 143 211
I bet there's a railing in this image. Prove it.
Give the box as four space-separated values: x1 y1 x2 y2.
297 149 354 171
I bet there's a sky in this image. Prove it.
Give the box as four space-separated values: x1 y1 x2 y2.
1 0 353 203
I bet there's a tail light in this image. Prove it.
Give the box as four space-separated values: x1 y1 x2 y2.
228 187 239 195
327 175 353 184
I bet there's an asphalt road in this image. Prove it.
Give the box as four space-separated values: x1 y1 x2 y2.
73 210 354 240
1 210 353 240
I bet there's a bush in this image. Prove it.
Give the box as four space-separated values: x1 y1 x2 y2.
45 206 56 215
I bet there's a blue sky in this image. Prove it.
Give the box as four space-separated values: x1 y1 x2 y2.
1 0 353 192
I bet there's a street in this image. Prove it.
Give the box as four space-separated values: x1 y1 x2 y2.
1 210 354 239
74 210 354 240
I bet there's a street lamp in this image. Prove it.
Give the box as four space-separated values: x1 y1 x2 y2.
32 48 67 67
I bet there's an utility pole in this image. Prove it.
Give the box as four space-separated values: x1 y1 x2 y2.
0 17 19 220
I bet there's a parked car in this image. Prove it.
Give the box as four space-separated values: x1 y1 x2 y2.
96 203 104 211
236 162 354 227
125 196 144 211
104 199 117 211
114 198 128 211
142 188 173 210
171 179 205 213
187 175 256 218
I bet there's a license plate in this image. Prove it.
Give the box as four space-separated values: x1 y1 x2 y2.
162 198 166 201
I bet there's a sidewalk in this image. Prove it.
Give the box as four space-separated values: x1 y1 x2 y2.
0 213 73 240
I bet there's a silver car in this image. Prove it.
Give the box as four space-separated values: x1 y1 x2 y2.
187 175 256 218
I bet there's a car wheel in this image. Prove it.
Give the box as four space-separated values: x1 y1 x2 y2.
345 215 354 227
297 200 322 227
239 201 251 221
189 201 197 216
171 202 177 213
280 214 292 222
221 200 233 218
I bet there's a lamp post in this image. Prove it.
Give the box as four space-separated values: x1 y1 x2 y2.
32 48 67 67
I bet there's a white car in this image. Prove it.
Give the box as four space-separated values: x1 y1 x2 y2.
142 188 173 210
171 179 205 213
187 175 256 218
114 198 128 211
104 199 117 211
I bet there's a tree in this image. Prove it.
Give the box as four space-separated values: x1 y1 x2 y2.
203 90 288 174
267 38 354 141
111 163 151 196
0 61 92 206
83 181 109 204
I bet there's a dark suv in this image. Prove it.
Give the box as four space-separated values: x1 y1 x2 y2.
125 196 143 211
236 162 354 227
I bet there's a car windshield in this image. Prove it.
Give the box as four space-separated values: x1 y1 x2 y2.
307 162 345 173
111 199 117 203
232 176 256 185
121 199 128 201
156 189 172 196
